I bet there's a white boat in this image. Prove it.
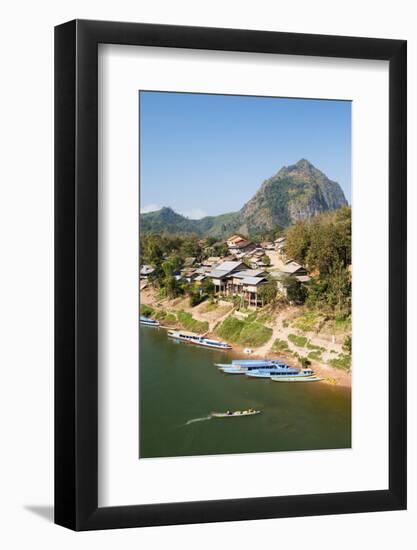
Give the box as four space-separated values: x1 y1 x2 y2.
271 375 323 382
270 368 322 382
211 410 261 418
140 315 160 327
218 367 248 375
215 359 287 369
167 330 232 350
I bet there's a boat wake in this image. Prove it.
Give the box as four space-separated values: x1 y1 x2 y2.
184 415 212 426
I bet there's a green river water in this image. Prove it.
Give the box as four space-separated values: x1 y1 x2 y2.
139 325 351 459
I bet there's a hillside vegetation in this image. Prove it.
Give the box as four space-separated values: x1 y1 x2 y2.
140 159 347 238
215 316 273 347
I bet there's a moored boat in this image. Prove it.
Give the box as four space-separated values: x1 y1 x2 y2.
246 365 299 378
214 359 287 370
167 330 232 350
270 375 323 382
140 315 160 327
270 368 322 382
219 367 249 375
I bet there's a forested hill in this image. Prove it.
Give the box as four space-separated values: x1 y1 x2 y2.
140 159 348 238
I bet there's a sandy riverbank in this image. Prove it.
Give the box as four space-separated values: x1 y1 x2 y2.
205 336 351 388
141 286 351 388
155 323 351 389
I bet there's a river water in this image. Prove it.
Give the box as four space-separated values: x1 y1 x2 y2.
139 325 351 458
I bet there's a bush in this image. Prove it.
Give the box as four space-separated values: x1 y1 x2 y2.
306 341 325 352
165 313 177 325
308 350 322 361
283 276 307 304
329 354 351 370
271 338 290 353
256 312 272 324
201 278 215 296
189 292 204 307
292 311 319 332
342 335 352 354
215 316 245 342
261 255 271 266
154 309 166 320
258 281 277 304
140 304 154 317
335 315 352 332
288 333 308 347
215 316 272 347
177 310 208 334
238 322 272 347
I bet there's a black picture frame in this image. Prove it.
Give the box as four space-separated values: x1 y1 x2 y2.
55 19 407 531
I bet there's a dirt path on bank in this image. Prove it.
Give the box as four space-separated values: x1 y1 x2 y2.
141 286 351 387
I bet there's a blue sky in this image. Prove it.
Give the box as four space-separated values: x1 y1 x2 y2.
140 91 351 218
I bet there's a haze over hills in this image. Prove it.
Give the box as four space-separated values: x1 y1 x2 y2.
140 159 348 238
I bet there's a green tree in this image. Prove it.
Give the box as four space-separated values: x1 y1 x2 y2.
205 236 217 247
273 225 284 239
285 220 311 264
180 236 201 258
262 255 271 266
164 275 181 298
201 278 215 296
258 280 277 305
161 259 175 277
213 242 229 257
283 276 307 304
325 261 351 317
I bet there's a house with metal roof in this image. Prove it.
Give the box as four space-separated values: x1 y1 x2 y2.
201 256 221 266
282 260 308 276
207 261 246 289
274 236 286 255
269 264 310 296
226 235 256 257
226 234 246 247
206 261 269 307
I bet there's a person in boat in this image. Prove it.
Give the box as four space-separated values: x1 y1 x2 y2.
226 410 232 415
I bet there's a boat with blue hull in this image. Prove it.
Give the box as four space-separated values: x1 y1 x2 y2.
271 368 323 382
140 316 160 327
217 359 290 375
220 363 289 375
168 330 232 350
215 359 287 371
246 365 299 378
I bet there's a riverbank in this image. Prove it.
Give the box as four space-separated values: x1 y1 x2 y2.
141 286 352 388
203 337 351 388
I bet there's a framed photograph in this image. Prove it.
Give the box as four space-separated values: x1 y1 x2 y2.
55 20 406 530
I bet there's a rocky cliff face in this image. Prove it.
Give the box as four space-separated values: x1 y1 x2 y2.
140 159 348 237
237 159 348 233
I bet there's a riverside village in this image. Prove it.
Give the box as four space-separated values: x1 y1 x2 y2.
140 205 352 389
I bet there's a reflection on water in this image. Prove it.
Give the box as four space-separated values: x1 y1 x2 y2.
139 326 351 459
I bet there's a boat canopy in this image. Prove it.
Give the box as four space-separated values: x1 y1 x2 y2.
231 359 284 366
